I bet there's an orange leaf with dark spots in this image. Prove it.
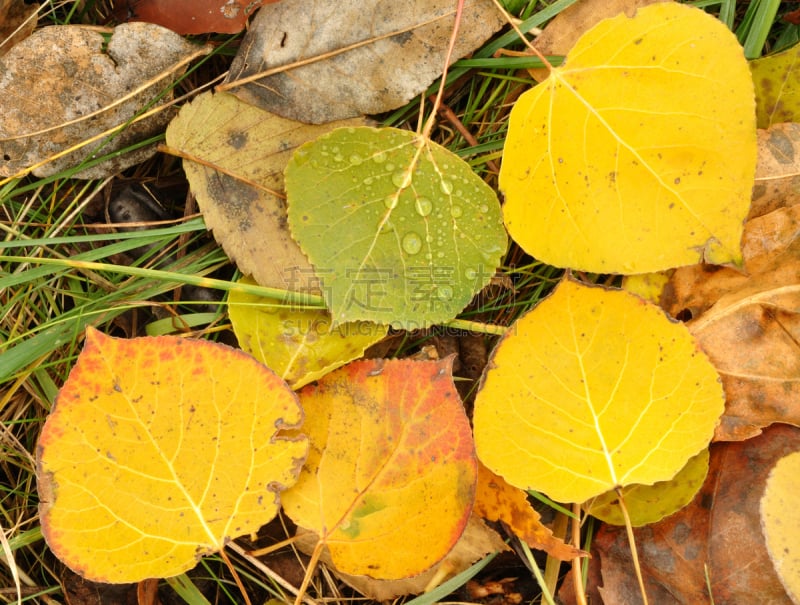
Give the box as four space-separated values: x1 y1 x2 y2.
475 462 583 561
283 357 477 579
37 327 307 583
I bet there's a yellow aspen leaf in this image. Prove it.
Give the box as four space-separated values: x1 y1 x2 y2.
36 328 307 583
282 357 476 579
228 275 387 389
760 451 800 603
621 271 672 305
585 448 709 527
500 3 756 273
473 278 725 504
475 462 583 561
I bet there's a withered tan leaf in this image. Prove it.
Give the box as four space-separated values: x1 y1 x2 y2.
224 0 505 123
663 203 800 441
751 123 800 219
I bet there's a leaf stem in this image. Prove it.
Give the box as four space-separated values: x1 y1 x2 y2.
616 486 650 605
219 548 253 605
489 0 553 72
294 539 325 605
421 0 465 140
571 502 588 605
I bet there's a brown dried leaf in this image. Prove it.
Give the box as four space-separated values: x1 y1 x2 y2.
0 23 209 178
662 202 800 441
225 0 505 123
586 424 799 605
751 123 800 219
0 0 37 56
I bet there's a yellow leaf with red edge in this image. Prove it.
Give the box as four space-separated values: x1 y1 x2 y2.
282 357 476 579
475 462 583 561
473 278 724 504
500 3 756 273
36 328 307 583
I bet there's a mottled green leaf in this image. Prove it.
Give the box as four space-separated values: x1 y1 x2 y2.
285 126 506 328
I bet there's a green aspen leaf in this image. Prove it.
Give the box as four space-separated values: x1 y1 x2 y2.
473 278 725 504
752 43 800 128
500 3 756 273
585 448 710 527
229 275 388 389
285 126 506 328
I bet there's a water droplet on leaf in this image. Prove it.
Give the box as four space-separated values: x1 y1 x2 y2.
384 195 398 209
415 197 433 217
402 232 422 255
436 286 454 301
440 180 453 195
392 170 410 189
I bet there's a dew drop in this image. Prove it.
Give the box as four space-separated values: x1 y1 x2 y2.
440 180 454 195
482 243 504 261
479 204 489 213
350 154 363 165
384 195 398 209
436 286 454 301
465 268 478 280
415 197 433 216
385 163 395 172
373 151 387 163
402 232 423 255
334 153 344 163
392 170 410 189
450 205 463 218
379 219 394 234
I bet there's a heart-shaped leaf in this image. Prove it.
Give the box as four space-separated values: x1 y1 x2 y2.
473 278 725 504
37 328 307 583
500 3 756 273
285 126 507 328
282 357 476 579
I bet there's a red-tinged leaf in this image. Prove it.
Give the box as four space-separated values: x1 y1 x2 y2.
282 357 477 579
37 328 307 583
113 0 279 34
